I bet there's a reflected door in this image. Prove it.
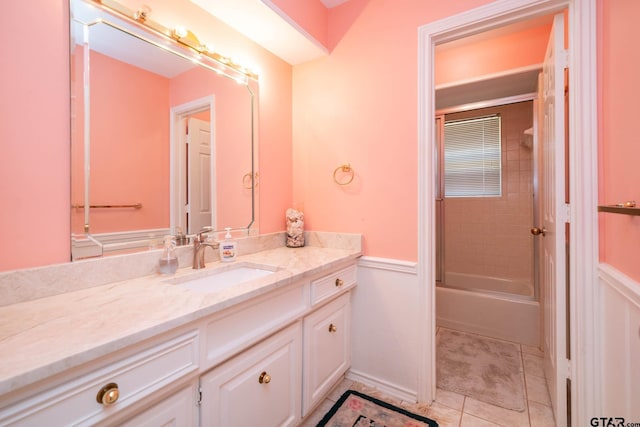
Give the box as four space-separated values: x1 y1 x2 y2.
187 117 214 233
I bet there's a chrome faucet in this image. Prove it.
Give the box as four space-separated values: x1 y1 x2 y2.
192 227 219 269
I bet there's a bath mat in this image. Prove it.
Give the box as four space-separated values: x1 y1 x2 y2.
317 390 439 427
436 329 526 411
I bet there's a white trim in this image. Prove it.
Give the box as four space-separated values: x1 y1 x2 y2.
417 1 599 422
345 369 417 403
357 257 417 275
567 2 600 423
598 264 640 310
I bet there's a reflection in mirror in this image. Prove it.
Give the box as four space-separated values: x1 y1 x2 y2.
70 0 258 259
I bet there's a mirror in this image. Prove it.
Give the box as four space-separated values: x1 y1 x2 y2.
70 0 258 259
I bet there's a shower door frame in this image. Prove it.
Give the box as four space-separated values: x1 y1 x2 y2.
434 98 539 301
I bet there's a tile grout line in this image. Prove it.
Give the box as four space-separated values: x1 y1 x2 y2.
459 395 465 427
520 345 533 427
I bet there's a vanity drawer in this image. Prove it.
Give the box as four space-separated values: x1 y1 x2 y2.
310 264 357 305
0 331 199 427
202 281 307 369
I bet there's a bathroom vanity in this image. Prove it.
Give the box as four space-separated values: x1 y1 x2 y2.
0 236 360 426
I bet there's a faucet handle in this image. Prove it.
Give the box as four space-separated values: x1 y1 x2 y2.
197 226 213 241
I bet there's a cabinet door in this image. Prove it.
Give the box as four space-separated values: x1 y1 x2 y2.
200 322 302 427
302 293 351 415
119 382 197 427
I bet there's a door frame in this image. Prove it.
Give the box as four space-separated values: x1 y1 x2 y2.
417 0 599 424
170 95 215 235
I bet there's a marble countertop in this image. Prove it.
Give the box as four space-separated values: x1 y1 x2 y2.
0 245 361 396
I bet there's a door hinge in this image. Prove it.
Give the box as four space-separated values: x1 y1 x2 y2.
566 359 572 380
184 203 191 214
563 203 571 223
560 48 569 69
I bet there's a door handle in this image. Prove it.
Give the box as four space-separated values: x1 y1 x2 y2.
531 227 547 236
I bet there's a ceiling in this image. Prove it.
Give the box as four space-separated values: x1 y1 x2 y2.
190 0 329 65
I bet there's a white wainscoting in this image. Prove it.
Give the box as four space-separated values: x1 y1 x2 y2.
348 257 420 402
598 264 640 419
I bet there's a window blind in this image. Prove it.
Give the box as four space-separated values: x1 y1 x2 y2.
443 115 502 197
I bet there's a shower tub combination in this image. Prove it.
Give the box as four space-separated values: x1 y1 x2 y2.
436 276 540 347
435 101 540 348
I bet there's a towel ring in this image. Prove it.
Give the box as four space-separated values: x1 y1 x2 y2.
242 172 259 189
333 164 354 186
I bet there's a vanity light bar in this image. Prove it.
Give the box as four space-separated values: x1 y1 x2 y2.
90 0 259 80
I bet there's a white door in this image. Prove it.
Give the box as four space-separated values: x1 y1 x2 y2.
537 13 569 425
187 117 213 233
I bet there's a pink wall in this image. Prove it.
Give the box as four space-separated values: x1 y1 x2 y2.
0 0 292 272
598 0 640 281
0 0 70 271
293 0 511 261
435 23 552 86
71 50 170 234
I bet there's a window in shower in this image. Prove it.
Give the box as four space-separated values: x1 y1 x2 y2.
444 115 502 197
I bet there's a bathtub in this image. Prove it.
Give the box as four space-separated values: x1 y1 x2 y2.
436 285 540 346
443 271 534 297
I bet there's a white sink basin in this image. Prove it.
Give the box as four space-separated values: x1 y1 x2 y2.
170 264 276 293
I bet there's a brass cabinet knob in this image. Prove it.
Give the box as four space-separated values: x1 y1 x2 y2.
335 278 344 287
328 323 337 333
96 382 119 406
530 227 547 236
258 371 271 384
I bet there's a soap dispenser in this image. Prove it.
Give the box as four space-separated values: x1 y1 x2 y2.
158 236 179 274
219 227 237 262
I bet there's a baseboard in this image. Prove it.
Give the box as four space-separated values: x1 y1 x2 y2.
346 369 418 403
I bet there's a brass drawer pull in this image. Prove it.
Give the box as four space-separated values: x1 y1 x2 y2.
335 278 344 287
96 382 120 406
329 323 337 333
258 371 271 384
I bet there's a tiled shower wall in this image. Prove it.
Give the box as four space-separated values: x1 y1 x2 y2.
443 101 534 295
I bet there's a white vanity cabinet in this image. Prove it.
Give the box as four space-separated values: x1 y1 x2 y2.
0 259 358 427
197 262 356 427
199 322 303 427
0 330 199 427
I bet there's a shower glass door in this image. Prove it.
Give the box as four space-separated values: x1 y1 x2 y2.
435 102 536 299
